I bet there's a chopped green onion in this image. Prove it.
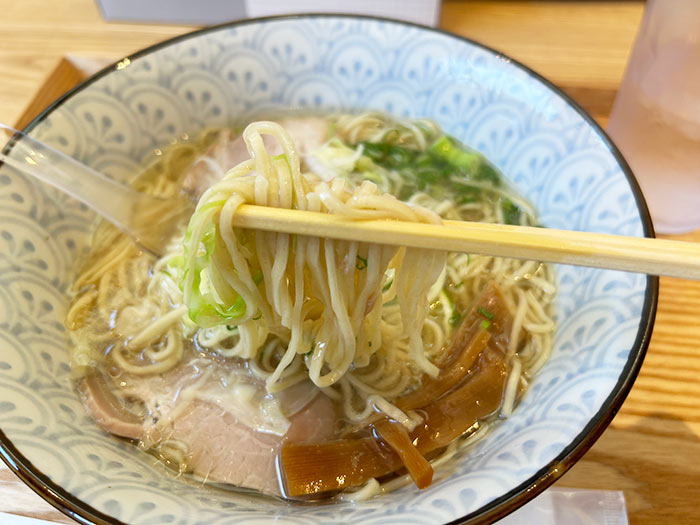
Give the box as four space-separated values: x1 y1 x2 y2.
349 133 509 210
429 135 480 173
440 287 462 327
356 254 368 270
182 209 265 327
167 255 185 270
305 342 315 357
477 307 495 320
383 297 398 307
382 278 394 292
480 319 492 330
416 167 441 186
355 154 373 171
476 162 500 184
501 198 522 225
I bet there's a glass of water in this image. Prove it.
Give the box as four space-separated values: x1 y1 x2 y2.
607 0 700 234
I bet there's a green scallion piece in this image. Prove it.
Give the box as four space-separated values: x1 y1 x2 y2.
477 307 494 320
501 198 522 225
382 278 394 292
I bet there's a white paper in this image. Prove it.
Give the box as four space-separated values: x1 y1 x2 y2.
0 513 63 525
498 487 629 525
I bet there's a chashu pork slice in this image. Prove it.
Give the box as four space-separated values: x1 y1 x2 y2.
183 117 328 197
77 365 337 496
172 394 336 494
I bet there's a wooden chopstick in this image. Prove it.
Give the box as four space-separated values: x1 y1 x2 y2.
231 204 700 280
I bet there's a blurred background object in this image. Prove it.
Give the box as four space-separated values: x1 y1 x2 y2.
607 0 700 234
95 0 442 27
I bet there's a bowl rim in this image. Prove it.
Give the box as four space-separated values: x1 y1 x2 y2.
0 12 658 525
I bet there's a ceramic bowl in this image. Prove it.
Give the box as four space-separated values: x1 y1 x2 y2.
0 15 655 525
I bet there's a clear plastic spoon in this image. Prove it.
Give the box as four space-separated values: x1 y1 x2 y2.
0 124 193 255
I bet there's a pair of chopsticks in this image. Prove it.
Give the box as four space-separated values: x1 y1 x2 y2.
231 204 700 280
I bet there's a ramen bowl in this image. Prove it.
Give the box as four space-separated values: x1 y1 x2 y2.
0 15 654 525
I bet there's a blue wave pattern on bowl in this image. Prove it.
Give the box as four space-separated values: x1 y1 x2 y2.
0 17 646 524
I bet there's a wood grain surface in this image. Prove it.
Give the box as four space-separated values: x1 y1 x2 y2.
3 1 700 524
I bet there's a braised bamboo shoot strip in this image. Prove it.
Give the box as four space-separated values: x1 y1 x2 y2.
396 282 511 412
373 419 434 489
397 326 491 411
280 340 509 497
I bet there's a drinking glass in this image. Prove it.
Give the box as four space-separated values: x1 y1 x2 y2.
607 0 700 234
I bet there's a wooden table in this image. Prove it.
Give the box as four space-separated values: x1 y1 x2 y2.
2 1 699 524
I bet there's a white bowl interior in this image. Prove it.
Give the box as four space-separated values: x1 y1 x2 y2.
0 17 651 524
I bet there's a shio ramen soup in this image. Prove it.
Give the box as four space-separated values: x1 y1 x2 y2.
66 113 556 500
